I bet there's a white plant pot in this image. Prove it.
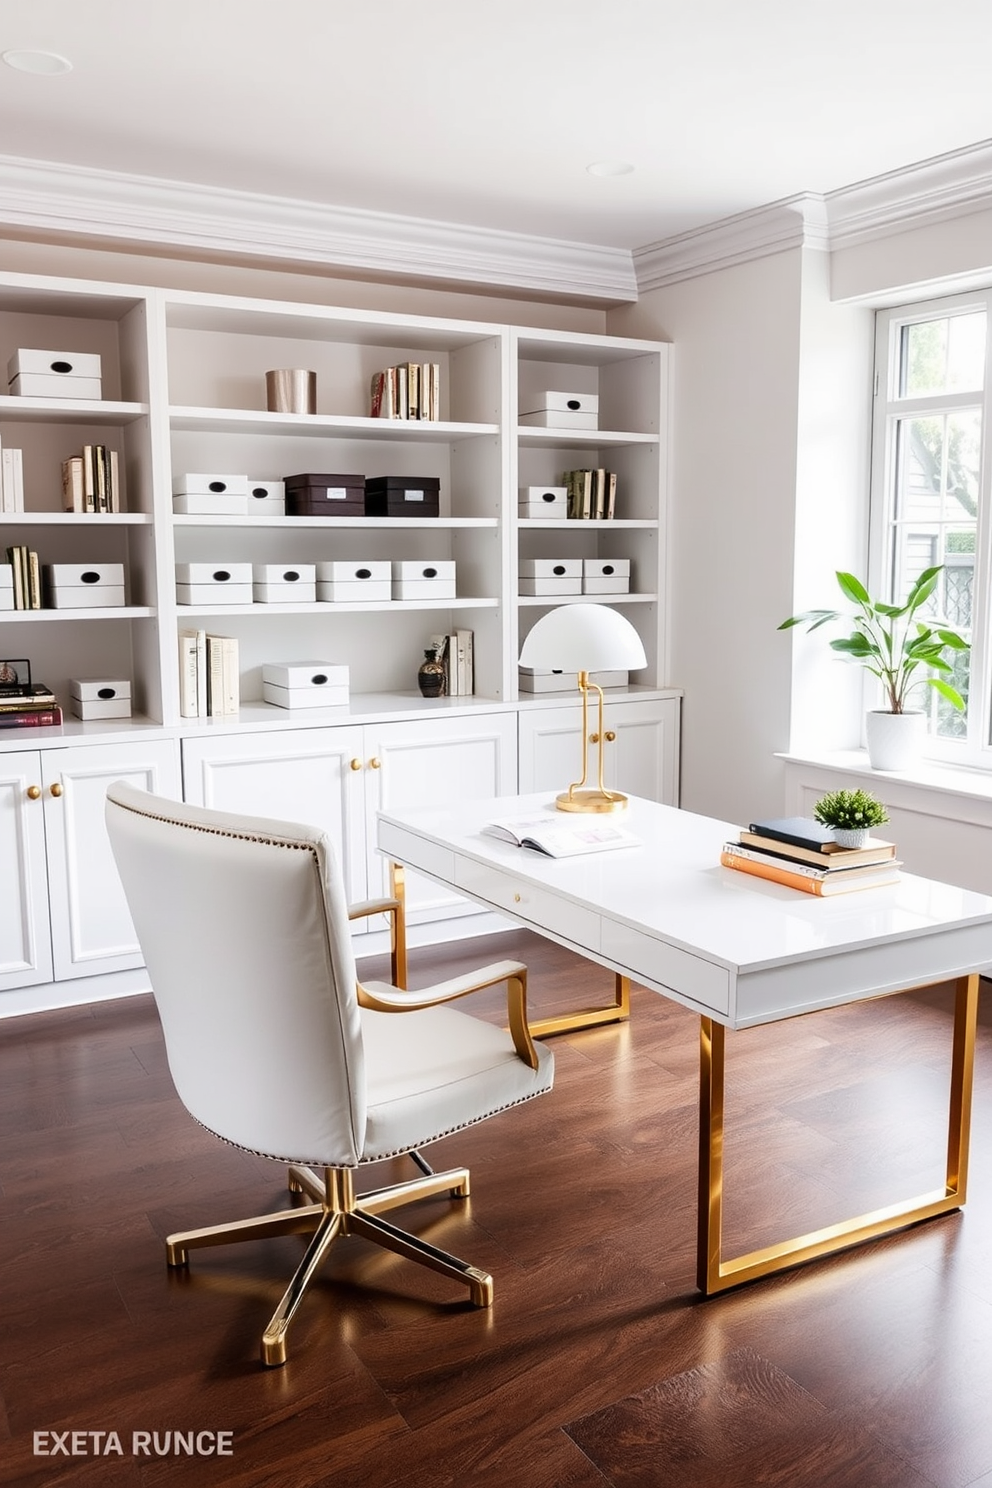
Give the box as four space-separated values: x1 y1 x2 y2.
832 827 869 849
865 710 925 771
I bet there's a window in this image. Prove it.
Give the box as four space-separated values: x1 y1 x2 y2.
871 293 992 765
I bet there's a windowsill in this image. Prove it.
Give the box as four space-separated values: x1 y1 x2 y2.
778 748 992 808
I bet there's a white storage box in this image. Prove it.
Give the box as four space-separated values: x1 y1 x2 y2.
519 485 568 518
246 479 286 513
391 559 456 601
172 474 249 497
69 678 132 720
175 562 253 606
518 409 598 430
583 557 630 594
524 390 599 415
8 349 102 400
517 558 582 596
173 492 248 516
262 661 350 709
252 563 316 603
43 563 125 609
518 667 629 693
316 560 391 603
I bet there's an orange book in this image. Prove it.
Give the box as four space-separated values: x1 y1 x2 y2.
720 849 901 896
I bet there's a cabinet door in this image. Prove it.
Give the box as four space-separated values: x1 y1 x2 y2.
364 712 518 924
42 738 182 981
181 726 367 911
0 752 53 993
518 696 680 805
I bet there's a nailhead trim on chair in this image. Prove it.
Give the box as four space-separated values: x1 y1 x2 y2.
191 1088 546 1168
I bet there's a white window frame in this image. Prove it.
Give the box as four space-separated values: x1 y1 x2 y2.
870 290 992 769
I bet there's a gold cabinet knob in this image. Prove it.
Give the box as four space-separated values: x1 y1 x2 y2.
50 782 63 797
588 732 600 744
604 730 616 742
513 893 521 903
369 757 381 769
26 785 41 800
350 758 362 771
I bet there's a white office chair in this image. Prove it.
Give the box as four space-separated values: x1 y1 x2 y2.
105 783 553 1365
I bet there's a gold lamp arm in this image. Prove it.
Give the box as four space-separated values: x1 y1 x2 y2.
557 672 625 812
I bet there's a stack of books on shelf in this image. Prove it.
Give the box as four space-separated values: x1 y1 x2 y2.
428 629 474 696
0 680 62 731
178 630 240 718
5 547 41 608
0 434 24 512
369 363 440 421
562 469 617 520
720 816 901 896
62 444 120 513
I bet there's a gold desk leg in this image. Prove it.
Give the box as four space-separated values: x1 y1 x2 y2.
527 973 630 1039
697 971 979 1296
389 862 408 990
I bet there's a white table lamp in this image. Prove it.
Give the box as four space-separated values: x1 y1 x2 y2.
519 603 647 812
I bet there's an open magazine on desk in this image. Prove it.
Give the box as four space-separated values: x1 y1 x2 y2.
481 814 641 858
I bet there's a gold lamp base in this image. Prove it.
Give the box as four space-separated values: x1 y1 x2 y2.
556 788 628 814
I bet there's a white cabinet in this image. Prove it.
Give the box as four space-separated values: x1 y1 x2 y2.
0 752 53 991
0 736 181 997
517 695 681 806
182 708 517 935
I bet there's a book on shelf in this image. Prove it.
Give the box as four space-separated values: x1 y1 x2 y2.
0 686 59 712
178 630 239 717
455 628 474 696
370 363 440 421
5 546 39 609
483 814 641 858
79 444 119 513
720 844 902 896
738 825 896 869
206 635 239 716
1 447 23 513
62 457 84 513
562 468 617 519
0 705 63 730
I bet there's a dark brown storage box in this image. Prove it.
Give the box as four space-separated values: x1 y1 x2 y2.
364 475 440 518
285 473 366 517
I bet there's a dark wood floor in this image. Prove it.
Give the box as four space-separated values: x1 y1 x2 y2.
3 933 992 1488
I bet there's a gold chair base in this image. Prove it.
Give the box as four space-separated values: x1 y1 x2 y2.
697 972 979 1294
166 1160 490 1366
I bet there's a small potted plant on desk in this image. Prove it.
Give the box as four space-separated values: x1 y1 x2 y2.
779 567 969 771
812 787 888 849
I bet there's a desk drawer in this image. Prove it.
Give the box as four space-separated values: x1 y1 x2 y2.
600 920 730 1017
455 859 598 949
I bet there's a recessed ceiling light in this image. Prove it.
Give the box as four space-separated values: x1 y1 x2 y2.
586 161 635 178
2 49 73 75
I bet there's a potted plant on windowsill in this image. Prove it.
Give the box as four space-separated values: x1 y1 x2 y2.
812 787 888 849
780 567 969 771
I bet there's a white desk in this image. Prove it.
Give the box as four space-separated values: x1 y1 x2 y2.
378 792 992 1292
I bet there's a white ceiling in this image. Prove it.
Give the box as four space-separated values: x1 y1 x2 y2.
3 0 992 254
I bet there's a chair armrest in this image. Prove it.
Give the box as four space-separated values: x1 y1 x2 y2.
347 896 406 989
358 959 539 1070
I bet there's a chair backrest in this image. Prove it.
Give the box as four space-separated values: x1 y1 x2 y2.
105 782 368 1166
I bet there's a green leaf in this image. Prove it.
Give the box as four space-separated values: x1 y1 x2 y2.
936 629 969 649
905 570 939 613
836 572 870 605
830 636 874 656
927 677 966 710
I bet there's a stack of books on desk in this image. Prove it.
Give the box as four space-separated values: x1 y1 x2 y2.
721 816 901 896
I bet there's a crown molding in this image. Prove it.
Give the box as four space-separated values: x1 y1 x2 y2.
825 136 992 249
633 195 830 293
0 154 638 304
